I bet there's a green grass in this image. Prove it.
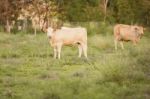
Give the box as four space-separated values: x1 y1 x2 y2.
0 32 150 99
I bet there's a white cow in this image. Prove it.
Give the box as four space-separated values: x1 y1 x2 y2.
47 27 87 59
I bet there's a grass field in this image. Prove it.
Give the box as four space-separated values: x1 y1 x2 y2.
0 32 150 99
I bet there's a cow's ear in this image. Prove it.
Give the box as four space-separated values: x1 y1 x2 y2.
134 27 139 31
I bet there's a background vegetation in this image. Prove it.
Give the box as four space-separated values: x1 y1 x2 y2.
0 0 150 34
0 0 150 99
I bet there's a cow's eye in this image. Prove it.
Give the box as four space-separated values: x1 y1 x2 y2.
134 27 139 31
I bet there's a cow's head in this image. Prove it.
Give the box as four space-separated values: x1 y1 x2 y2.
47 27 54 39
139 26 144 35
134 26 144 36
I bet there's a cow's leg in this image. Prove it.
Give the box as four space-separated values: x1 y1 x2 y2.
133 40 137 46
53 47 57 59
82 44 87 58
114 39 118 50
120 41 124 49
134 38 140 45
57 44 62 59
78 45 82 58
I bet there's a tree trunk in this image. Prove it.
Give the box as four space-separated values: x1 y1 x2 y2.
23 18 27 33
103 0 108 23
34 27 37 36
6 19 11 33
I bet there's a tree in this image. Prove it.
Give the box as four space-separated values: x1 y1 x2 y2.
0 0 25 33
100 0 109 22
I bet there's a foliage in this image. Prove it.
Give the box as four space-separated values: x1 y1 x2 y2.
0 0 22 23
0 0 150 33
61 0 150 26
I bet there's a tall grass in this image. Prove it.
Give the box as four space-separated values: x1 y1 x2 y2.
0 32 150 99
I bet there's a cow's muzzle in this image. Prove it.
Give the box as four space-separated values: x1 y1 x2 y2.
48 36 52 39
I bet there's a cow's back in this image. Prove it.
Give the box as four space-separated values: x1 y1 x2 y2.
54 27 87 45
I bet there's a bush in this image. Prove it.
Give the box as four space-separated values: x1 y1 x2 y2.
63 22 113 36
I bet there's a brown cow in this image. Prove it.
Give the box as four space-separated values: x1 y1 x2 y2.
114 24 144 50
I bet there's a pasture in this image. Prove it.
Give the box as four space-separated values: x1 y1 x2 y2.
0 32 150 99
